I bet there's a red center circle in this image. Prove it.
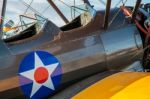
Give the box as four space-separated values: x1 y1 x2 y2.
34 67 49 84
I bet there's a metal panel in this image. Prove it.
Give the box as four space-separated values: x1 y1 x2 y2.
36 34 107 84
0 40 10 57
100 25 143 70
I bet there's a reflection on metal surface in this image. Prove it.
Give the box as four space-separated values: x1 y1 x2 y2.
84 36 95 47
124 61 143 72
100 25 143 70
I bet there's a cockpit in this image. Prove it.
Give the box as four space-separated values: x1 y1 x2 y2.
60 4 96 31
2 3 96 44
3 14 46 43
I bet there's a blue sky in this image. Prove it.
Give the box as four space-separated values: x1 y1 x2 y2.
4 0 150 26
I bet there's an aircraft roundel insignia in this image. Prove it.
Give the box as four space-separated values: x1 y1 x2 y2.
18 51 62 99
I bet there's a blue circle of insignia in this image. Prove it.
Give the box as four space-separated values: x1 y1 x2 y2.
18 51 62 99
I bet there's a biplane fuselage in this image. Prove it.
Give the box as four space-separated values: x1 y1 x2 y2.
0 0 149 98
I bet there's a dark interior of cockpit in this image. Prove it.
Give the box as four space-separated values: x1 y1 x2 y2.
4 24 37 43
